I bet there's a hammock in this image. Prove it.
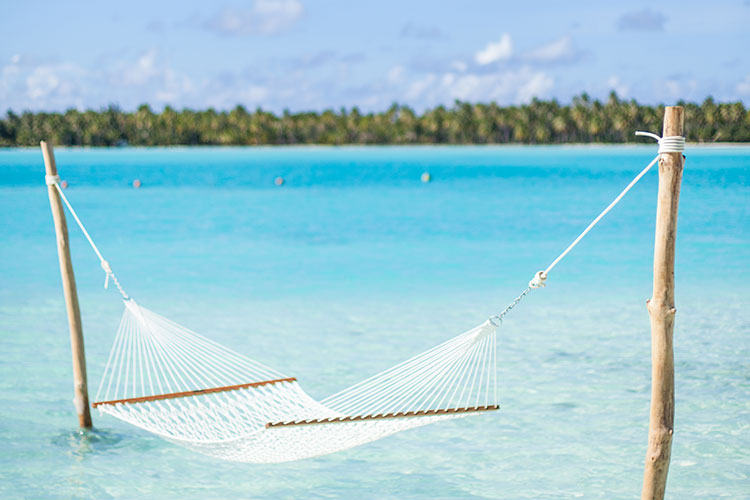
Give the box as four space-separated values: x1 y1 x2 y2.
46 132 682 463
91 299 497 463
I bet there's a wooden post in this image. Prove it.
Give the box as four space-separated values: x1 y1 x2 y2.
641 106 684 500
41 141 93 429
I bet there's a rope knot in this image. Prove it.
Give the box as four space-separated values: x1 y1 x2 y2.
529 271 547 289
45 174 60 186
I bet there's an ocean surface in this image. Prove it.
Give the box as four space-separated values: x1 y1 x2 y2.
0 145 748 499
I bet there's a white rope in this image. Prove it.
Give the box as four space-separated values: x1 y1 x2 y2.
540 154 659 277
541 131 684 277
491 130 686 320
48 180 129 299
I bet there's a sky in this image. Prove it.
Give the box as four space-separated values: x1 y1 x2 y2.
1 0 749 113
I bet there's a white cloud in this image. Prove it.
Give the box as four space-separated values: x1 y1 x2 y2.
387 65 404 84
659 77 699 102
0 50 201 110
205 0 303 36
451 60 467 73
525 36 579 63
242 85 269 102
402 65 553 105
450 74 484 100
203 83 270 109
607 76 630 97
405 74 437 100
1 56 22 93
26 67 60 99
16 62 87 107
107 49 195 105
517 71 554 101
154 68 194 102
252 0 303 33
664 80 680 97
8 35 747 116
737 75 750 95
119 49 160 86
475 34 513 65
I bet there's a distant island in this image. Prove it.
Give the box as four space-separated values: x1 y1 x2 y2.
1 93 747 147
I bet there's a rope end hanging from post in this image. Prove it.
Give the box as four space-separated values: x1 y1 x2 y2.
101 260 112 289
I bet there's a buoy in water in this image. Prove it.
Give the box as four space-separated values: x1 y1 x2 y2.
274 176 285 186
421 172 431 183
60 180 69 189
133 179 142 189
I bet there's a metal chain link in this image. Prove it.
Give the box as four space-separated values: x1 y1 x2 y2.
489 287 532 326
108 271 130 301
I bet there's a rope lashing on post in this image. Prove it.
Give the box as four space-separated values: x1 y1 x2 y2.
489 131 686 321
635 131 686 154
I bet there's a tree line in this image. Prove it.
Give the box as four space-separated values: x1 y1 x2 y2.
1 93 748 147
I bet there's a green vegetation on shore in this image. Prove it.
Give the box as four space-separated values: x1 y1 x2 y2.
1 93 748 147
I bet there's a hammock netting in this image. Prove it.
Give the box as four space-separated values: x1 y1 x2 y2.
93 298 499 463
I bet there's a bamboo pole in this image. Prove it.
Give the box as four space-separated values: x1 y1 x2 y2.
641 106 684 500
41 141 93 429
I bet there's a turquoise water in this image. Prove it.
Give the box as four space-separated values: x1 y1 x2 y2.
0 146 748 499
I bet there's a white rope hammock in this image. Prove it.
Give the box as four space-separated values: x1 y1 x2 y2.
47 132 683 463
92 300 497 462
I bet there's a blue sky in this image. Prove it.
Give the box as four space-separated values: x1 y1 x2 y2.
2 0 749 112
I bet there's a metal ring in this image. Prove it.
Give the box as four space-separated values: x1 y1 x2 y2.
488 315 502 327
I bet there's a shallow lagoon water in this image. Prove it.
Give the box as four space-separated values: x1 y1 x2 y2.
0 146 748 499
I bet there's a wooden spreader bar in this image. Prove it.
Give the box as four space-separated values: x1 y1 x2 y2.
92 377 297 408
266 404 499 428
